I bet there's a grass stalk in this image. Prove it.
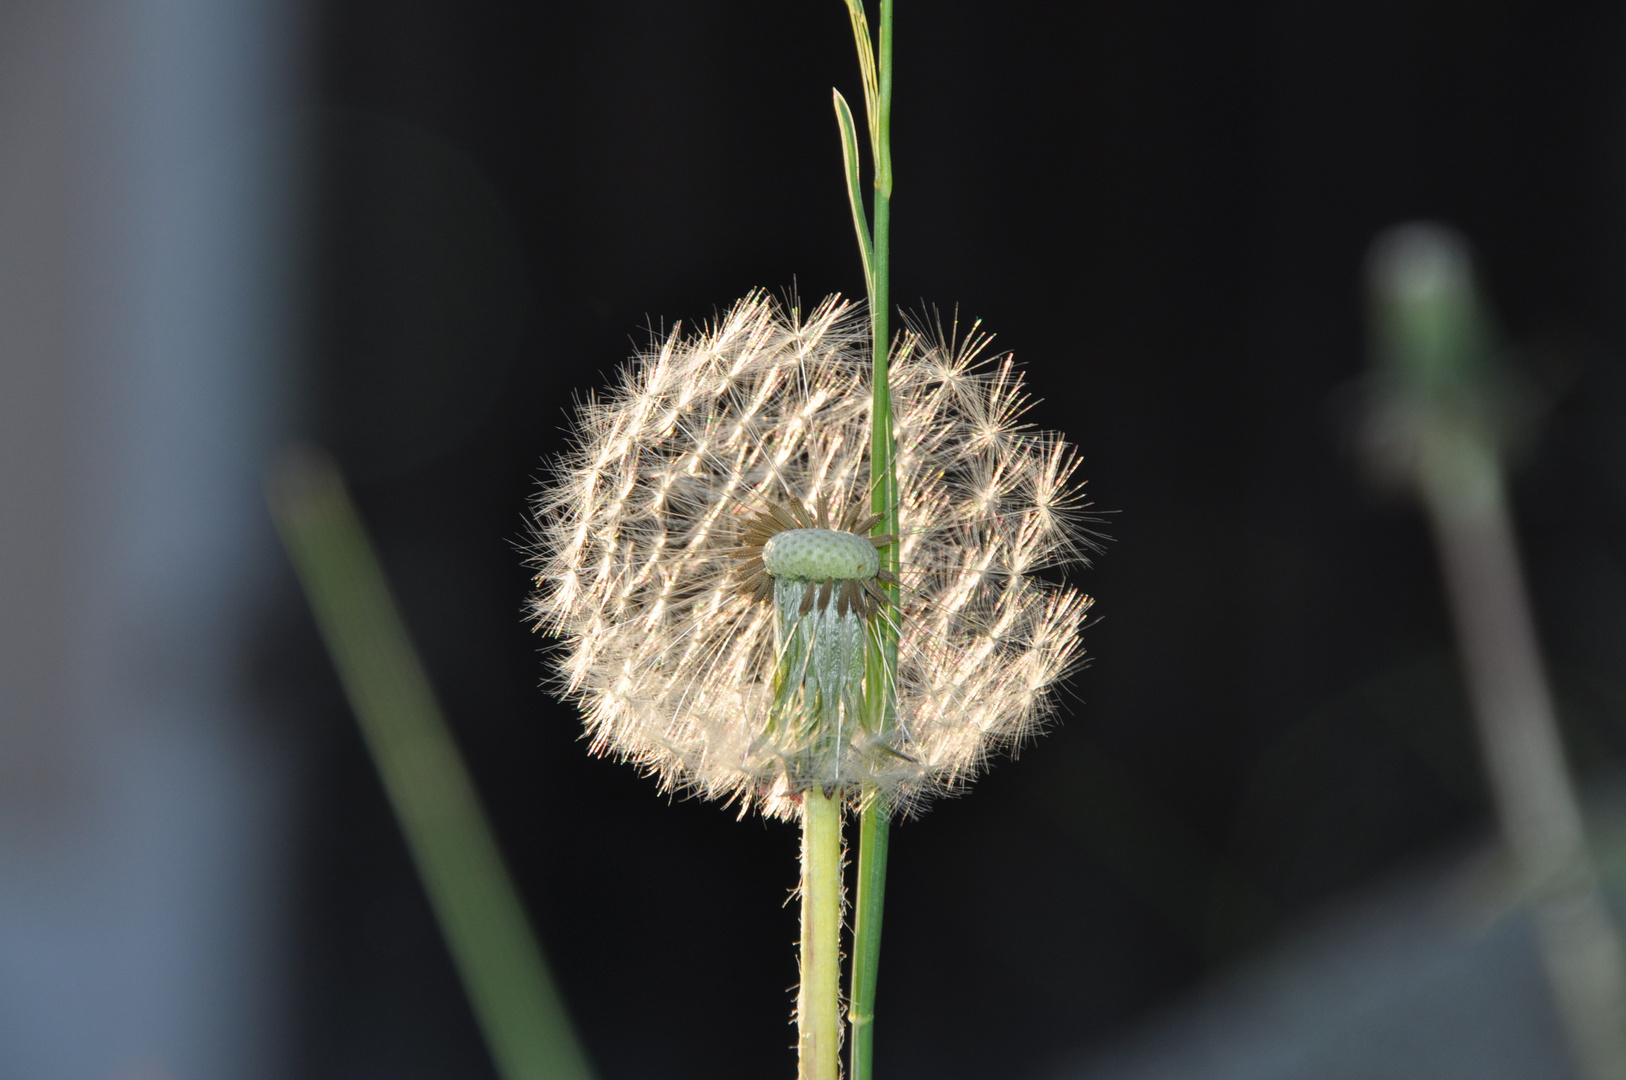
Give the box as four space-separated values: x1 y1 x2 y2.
847 792 889 1079
268 446 594 1080
799 787 845 1080
842 3 896 1078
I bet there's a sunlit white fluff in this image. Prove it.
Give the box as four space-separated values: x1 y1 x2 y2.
530 291 1094 818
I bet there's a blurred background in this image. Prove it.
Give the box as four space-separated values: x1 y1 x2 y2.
7 0 1626 1077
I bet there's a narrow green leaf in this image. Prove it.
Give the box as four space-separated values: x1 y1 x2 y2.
842 0 881 149
833 88 875 305
268 446 595 1080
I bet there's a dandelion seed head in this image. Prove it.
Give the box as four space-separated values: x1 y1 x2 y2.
529 291 1096 818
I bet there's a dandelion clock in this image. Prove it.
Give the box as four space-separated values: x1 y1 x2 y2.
528 4 1097 1077
531 294 1092 818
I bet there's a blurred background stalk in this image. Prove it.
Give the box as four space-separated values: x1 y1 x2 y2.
1366 223 1626 1080
268 446 594 1080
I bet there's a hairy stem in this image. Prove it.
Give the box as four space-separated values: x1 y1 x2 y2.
799 788 844 1080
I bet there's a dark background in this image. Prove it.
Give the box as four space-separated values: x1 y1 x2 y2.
265 2 1626 1077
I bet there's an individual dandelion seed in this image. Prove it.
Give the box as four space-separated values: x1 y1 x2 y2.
529 289 1095 819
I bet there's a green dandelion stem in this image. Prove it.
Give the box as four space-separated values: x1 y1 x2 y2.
268 446 593 1080
799 787 845 1080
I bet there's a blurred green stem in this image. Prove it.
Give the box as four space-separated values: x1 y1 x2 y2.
1369 224 1626 1080
268 446 593 1080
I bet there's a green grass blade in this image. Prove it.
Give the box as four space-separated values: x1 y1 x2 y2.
268 445 594 1080
833 88 874 303
841 0 880 146
848 797 889 1080
850 4 895 1080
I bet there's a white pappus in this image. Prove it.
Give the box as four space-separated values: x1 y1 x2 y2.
529 290 1095 819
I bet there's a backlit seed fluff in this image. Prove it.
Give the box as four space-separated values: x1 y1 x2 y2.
529 291 1095 819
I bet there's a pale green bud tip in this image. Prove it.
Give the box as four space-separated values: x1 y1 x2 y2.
761 527 879 582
